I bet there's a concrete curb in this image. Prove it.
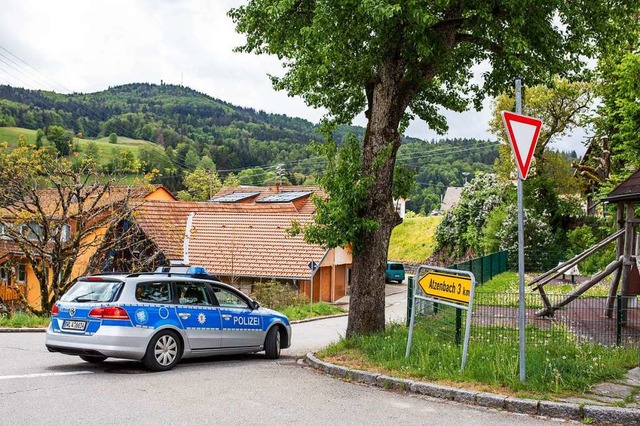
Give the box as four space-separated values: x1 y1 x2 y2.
305 352 640 424
0 327 46 332
290 313 349 325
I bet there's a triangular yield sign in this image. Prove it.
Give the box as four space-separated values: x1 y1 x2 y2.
501 111 543 180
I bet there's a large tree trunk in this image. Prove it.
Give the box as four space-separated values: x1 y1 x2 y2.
346 60 405 337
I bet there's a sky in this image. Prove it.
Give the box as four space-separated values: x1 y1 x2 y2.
0 0 588 154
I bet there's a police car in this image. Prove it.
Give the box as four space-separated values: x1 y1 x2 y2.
45 272 292 371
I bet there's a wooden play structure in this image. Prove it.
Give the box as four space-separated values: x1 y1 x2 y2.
529 170 640 320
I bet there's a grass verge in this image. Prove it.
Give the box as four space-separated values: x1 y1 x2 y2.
280 303 346 321
0 313 50 328
317 320 638 398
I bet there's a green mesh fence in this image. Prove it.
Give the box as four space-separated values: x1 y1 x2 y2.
407 251 508 326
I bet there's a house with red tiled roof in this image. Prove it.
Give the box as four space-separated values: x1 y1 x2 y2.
0 185 176 310
102 186 352 302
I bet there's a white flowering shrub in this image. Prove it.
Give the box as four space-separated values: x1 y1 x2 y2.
496 205 556 271
435 173 506 256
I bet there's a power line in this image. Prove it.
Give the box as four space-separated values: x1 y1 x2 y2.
0 44 501 183
0 44 195 170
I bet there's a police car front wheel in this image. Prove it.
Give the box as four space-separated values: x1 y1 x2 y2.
144 330 182 371
264 327 281 359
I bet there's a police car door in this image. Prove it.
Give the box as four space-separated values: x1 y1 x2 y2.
212 285 263 348
174 281 222 350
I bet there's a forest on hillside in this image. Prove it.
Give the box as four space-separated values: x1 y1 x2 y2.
0 82 505 210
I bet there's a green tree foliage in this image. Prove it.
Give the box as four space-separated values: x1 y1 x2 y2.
177 167 222 201
84 141 100 164
0 83 323 176
0 112 16 127
222 172 241 188
1 85 497 200
492 205 556 272
184 148 200 171
436 174 507 257
199 155 216 171
291 134 377 253
566 221 616 274
398 138 498 214
437 165 583 268
108 132 118 144
231 0 640 336
35 129 44 149
45 125 74 156
237 167 268 186
137 144 174 174
489 78 593 180
595 53 640 179
105 147 139 173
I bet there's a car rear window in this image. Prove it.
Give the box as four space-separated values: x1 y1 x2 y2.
61 280 123 303
389 263 404 271
136 282 173 303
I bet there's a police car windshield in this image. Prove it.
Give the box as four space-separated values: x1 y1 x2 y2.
61 280 122 303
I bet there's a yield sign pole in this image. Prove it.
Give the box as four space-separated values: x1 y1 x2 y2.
501 78 543 383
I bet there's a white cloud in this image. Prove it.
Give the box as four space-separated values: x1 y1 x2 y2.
0 0 587 155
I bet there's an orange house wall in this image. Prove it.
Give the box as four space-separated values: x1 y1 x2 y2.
144 187 176 201
334 265 346 300
298 249 351 303
18 187 175 310
25 265 41 310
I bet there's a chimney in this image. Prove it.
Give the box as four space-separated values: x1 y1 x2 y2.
275 183 280 193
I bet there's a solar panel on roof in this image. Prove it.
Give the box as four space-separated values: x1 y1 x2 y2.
256 191 312 203
209 192 260 203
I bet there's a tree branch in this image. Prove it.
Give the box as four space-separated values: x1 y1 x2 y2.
456 33 504 55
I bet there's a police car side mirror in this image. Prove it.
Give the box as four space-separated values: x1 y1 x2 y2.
252 301 260 310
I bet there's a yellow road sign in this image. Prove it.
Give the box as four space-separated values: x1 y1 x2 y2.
419 271 472 304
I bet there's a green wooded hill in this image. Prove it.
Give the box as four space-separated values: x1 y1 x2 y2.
0 83 321 172
0 83 499 209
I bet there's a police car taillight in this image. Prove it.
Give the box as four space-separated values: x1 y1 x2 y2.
51 305 59 315
88 306 130 320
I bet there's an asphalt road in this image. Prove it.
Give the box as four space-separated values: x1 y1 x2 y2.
0 287 559 425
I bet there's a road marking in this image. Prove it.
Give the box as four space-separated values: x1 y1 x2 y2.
0 371 94 380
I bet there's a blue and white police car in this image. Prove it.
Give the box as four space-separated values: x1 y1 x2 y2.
45 272 292 371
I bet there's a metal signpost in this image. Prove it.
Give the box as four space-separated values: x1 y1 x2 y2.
308 260 318 312
500 78 543 383
405 265 476 371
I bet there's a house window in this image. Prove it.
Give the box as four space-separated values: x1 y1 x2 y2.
17 264 26 283
0 223 7 239
0 266 6 283
20 223 43 241
60 224 70 243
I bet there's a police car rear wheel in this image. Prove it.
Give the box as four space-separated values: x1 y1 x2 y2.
143 330 182 371
79 355 107 363
264 327 281 359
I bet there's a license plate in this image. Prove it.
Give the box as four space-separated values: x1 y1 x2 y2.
62 320 87 331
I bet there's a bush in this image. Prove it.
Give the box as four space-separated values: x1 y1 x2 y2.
404 210 417 219
435 173 506 257
567 224 616 275
0 311 50 328
251 280 307 310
